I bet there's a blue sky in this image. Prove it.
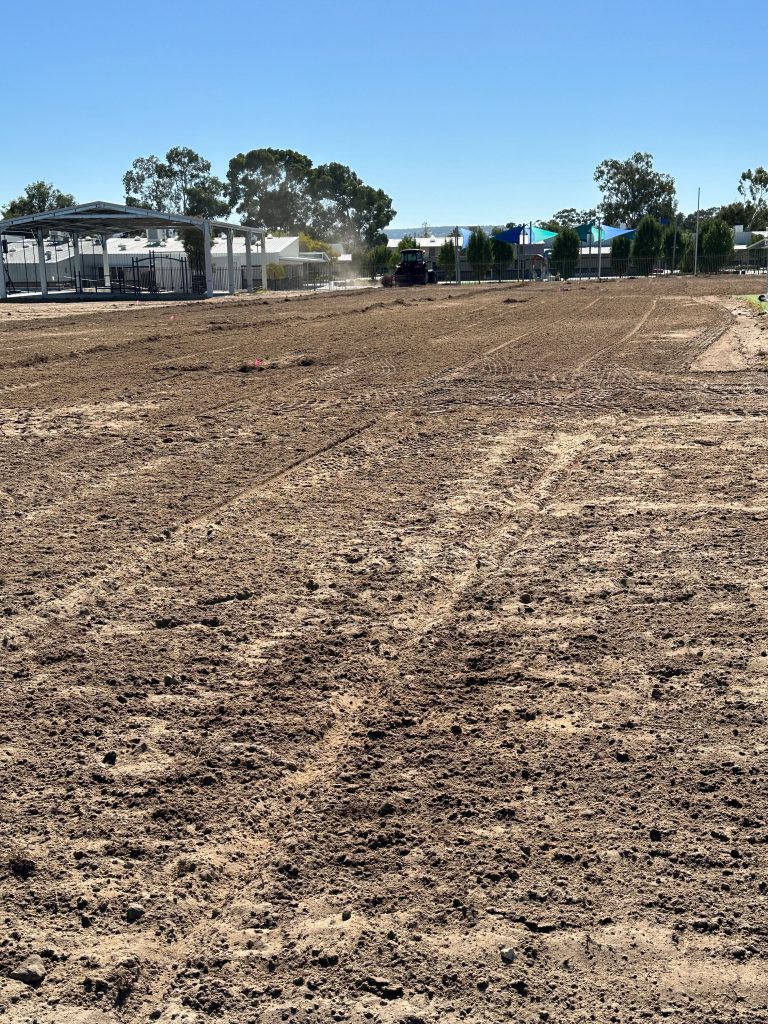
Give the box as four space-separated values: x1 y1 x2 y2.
0 0 759 228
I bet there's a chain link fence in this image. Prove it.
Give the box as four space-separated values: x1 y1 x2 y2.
355 248 768 287
4 246 767 298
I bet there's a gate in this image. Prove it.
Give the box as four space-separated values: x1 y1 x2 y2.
111 251 191 296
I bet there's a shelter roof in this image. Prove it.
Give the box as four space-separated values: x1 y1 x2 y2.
0 201 265 238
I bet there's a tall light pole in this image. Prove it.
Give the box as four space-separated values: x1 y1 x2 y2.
453 226 461 286
693 187 701 276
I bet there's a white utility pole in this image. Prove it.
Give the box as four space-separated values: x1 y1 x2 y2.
693 188 701 276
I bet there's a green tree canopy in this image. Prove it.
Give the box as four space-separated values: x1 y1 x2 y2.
226 148 313 231
699 218 734 273
122 156 171 211
611 234 631 277
298 231 336 259
397 235 418 252
680 206 719 232
594 152 676 226
738 167 768 230
227 149 395 248
307 162 395 249
122 148 229 267
122 149 228 218
661 223 688 268
539 208 597 232
467 228 493 281
631 215 664 274
2 181 75 218
438 239 456 271
551 227 580 279
360 243 392 279
718 202 749 228
166 147 230 218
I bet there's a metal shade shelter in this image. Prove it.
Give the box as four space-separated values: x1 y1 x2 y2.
0 201 268 300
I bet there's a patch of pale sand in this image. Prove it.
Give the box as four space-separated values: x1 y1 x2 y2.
691 297 768 371
2 1009 118 1024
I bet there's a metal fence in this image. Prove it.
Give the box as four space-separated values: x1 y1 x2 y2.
360 249 768 286
1 250 339 298
4 247 767 299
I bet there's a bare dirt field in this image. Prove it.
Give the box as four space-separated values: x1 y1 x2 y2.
1 277 768 1024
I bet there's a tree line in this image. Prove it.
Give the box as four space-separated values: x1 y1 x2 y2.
547 216 739 280
3 150 766 275
1 146 396 254
539 153 768 233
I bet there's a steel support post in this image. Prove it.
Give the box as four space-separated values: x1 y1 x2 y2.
101 234 111 291
36 230 48 297
226 229 235 295
0 237 7 300
71 232 84 292
245 234 254 292
203 220 213 298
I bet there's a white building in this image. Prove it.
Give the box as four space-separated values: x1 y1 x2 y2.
3 228 321 293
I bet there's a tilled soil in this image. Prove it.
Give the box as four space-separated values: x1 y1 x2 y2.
1 277 768 1024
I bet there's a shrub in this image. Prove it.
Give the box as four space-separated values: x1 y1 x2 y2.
611 234 631 277
552 227 580 279
631 216 663 275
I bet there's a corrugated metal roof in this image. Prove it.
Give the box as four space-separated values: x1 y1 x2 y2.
0 201 265 238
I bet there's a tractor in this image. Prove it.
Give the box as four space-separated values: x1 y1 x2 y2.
383 248 438 287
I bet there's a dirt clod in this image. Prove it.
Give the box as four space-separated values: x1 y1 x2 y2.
11 954 46 987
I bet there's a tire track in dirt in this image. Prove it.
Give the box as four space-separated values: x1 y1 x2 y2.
4 416 382 643
0 294 667 643
142 416 612 1012
574 298 658 370
2 294 627 635
4 295 562 522
6 279 768 1022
